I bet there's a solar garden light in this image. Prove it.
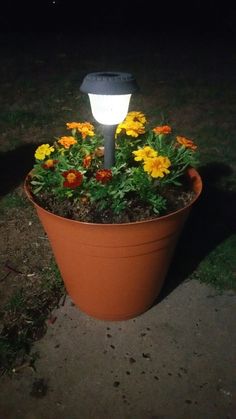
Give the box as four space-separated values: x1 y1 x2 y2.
80 72 138 168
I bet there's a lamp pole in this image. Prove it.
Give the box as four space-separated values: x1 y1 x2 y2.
102 124 117 168
80 72 138 169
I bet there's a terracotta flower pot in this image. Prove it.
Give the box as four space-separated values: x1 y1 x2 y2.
24 168 202 321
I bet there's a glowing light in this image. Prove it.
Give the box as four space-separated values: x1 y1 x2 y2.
88 94 131 125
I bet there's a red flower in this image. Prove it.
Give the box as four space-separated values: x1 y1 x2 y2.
62 169 83 189
95 169 112 184
42 159 58 170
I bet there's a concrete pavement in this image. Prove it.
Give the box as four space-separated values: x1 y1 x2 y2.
0 279 235 419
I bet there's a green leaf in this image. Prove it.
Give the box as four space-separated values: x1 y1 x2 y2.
31 180 44 185
33 185 43 193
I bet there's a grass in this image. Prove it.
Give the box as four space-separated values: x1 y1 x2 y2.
0 33 235 373
0 191 28 214
194 235 236 292
0 262 64 375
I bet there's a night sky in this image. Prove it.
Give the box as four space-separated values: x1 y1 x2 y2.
0 1 235 41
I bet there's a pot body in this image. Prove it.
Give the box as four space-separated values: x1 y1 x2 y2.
24 168 202 321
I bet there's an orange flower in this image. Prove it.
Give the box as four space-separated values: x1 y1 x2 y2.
153 125 172 135
62 169 83 188
42 159 58 169
83 155 92 168
58 136 77 149
176 136 197 150
95 169 112 184
66 122 82 130
66 122 95 139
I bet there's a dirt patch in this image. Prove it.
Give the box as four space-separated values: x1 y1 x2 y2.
0 186 65 374
30 378 49 398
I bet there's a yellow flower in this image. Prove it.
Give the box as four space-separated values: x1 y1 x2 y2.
133 146 157 161
58 136 77 149
143 156 171 178
116 120 145 137
66 122 95 139
35 144 55 160
116 111 147 137
125 111 147 124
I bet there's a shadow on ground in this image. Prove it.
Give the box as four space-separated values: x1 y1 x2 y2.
0 144 36 196
157 161 236 302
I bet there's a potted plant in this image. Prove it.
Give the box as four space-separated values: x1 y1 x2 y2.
24 72 202 321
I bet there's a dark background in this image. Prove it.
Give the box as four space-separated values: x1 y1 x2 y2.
0 0 235 40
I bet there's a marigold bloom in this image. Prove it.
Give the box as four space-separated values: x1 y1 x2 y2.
62 169 83 188
42 159 58 169
66 122 82 130
176 136 197 150
153 125 172 135
35 144 55 160
83 155 92 168
95 169 112 184
133 146 158 161
144 156 171 178
58 136 77 149
66 122 95 139
116 120 145 137
125 111 147 124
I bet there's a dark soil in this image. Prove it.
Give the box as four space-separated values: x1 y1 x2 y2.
31 184 196 224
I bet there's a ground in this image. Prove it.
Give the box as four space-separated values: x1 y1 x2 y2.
0 29 236 418
0 282 235 419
